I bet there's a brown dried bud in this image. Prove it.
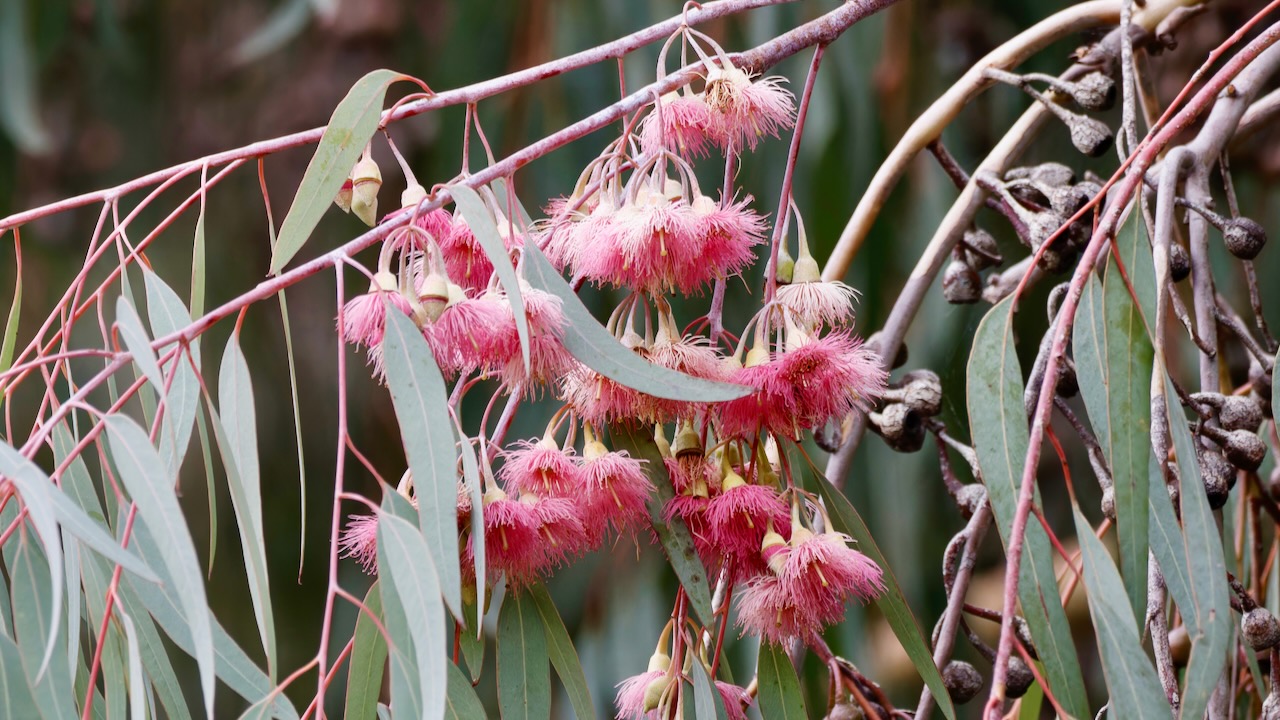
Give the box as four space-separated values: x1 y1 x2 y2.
1220 395 1263 433
1169 243 1191 282
943 260 982 304
943 661 984 704
1056 360 1079 398
1005 657 1035 699
1243 608 1280 651
1069 71 1116 111
1250 361 1273 418
896 370 943 417
1224 217 1267 260
963 227 1002 270
1006 162 1075 187
1069 116 1114 158
869 403 925 453
1223 430 1266 472
1198 447 1236 508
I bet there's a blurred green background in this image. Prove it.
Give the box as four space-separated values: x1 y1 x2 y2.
1 0 1277 717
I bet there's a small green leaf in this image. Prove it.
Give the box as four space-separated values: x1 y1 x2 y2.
444 661 487 720
498 590 550 720
116 295 165 395
691 659 728 720
610 423 714 627
270 69 406 273
811 476 955 720
377 510 447 720
215 335 277 676
527 582 594 720
756 642 807 719
1071 505 1166 718
10 536 76 720
0 241 20 376
144 269 201 477
1160 375 1230 720
523 243 749 402
345 582 388 720
450 184 530 370
104 415 215 719
381 306 463 621
0 633 39 719
967 296 1089 718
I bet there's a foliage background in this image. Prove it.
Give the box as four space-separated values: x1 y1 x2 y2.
0 0 1276 716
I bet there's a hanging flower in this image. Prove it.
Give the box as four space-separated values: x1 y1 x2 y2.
640 91 717 158
339 272 413 348
500 436 584 498
703 65 795 152
338 513 381 574
580 432 654 544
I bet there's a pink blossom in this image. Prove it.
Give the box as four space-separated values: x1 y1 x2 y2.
530 495 590 571
776 281 859 328
580 442 654 543
438 217 495 293
663 492 718 570
717 356 801 439
340 289 412 348
500 286 575 388
640 92 717 158
687 195 767 291
783 530 885 605
705 478 788 573
735 572 829 643
425 292 514 376
615 670 670 719
338 513 380 574
704 67 795 152
560 363 651 425
500 439 584 498
646 331 729 420
481 493 545 583
716 681 752 720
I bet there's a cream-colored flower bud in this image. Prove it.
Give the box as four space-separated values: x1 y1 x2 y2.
351 156 382 227
401 183 427 211
335 178 354 213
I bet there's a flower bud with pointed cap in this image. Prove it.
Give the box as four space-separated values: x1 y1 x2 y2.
351 155 382 227
775 244 795 285
401 183 427 211
416 272 449 325
760 523 789 575
672 421 703 459
335 177 354 213
654 424 673 459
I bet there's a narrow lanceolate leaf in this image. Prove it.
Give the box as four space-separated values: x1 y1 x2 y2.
523 243 750 402
1071 506 1166 719
444 661 487 720
104 416 215 719
11 537 76 720
377 511 447 720
0 634 39 719
454 424 485 637
270 69 406 273
144 269 201 477
0 0 52 153
967 297 1089 718
116 295 165 394
114 605 149 720
125 522 298 720
691 660 728 720
1073 263 1153 624
215 335 277 675
381 307 462 620
276 292 308 581
0 442 156 584
0 240 20 375
497 590 550 720
450 184 530 370
0 442 65 677
757 642 807 719
1160 376 1230 720
344 582 389 720
811 476 956 720
527 582 594 720
1148 456 1193 631
610 424 714 627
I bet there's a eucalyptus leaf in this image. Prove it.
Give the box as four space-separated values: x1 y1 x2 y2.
444 661 487 720
143 268 200 476
11 536 76 720
344 582 389 720
497 590 550 720
0 633 39 720
610 423 714 627
0 243 20 376
1071 505 1165 719
104 416 215 719
756 642 807 719
215 335 277 676
527 582 594 720
523 242 749 402
967 296 1088 717
377 510 447 720
381 307 462 621
691 659 728 720
450 184 530 370
270 69 406 273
